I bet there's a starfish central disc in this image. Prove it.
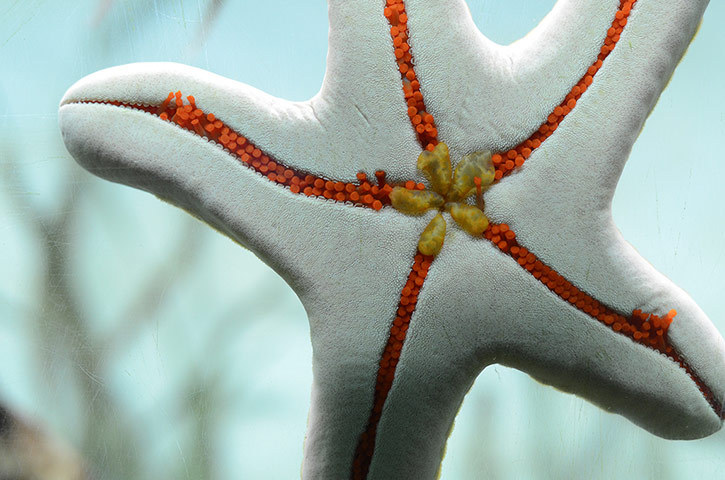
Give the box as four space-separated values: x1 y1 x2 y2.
390 142 494 255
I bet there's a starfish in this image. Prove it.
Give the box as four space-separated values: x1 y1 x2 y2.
58 0 725 478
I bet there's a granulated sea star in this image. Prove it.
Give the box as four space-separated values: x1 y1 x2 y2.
59 0 725 478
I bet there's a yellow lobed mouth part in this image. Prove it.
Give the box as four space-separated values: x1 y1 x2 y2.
390 142 494 256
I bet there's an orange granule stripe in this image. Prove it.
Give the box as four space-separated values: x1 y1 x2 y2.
492 0 637 181
351 252 433 480
384 0 440 152
485 223 724 417
98 94 393 211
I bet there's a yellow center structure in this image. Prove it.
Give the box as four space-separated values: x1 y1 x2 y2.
389 142 495 256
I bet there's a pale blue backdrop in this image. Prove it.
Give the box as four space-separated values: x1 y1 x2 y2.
1 1 723 478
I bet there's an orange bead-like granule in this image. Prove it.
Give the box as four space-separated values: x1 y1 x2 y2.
492 0 638 181
97 94 395 211
384 0 440 151
351 251 433 480
484 223 724 417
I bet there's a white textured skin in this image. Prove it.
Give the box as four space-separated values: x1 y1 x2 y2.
59 102 431 477
371 226 717 479
60 0 422 185
58 0 723 479
406 0 620 159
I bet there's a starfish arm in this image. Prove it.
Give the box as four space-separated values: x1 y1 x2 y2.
368 231 719 478
506 0 710 199
301 222 427 479
59 75 419 281
482 0 725 425
61 63 312 163
404 0 625 158
319 0 426 181
61 61 422 184
59 64 442 477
